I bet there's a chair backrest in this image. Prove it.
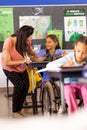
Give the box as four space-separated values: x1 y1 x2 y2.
33 44 41 53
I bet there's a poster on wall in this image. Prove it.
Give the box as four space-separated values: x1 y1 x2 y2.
64 9 86 41
0 8 14 41
19 16 52 39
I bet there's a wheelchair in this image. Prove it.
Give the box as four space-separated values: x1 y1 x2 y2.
41 78 61 115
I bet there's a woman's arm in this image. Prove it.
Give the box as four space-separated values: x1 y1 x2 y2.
3 50 31 66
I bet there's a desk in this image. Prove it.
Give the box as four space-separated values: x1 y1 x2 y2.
49 66 83 113
26 61 49 114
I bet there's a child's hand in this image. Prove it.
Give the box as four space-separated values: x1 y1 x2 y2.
39 56 46 61
63 59 74 67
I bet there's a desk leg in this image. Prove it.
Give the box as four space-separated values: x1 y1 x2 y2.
60 81 66 113
31 69 37 115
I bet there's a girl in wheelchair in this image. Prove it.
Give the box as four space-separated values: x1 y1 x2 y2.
31 34 66 114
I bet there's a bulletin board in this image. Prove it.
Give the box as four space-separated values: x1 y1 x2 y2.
0 5 87 52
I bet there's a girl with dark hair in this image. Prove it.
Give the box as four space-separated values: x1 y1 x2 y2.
47 35 87 115
31 34 66 113
1 25 35 117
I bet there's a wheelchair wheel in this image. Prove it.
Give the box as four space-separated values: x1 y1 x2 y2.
42 86 52 115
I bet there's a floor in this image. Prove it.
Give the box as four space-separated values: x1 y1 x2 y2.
0 88 86 130
0 86 67 120
0 88 43 119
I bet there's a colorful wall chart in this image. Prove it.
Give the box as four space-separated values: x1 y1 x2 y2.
19 16 52 39
64 9 86 41
0 8 14 41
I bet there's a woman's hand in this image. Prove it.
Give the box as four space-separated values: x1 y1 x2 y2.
24 56 32 63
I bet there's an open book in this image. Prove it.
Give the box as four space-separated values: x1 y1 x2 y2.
37 64 61 73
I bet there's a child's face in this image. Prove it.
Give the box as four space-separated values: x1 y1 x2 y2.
75 42 87 63
45 37 57 50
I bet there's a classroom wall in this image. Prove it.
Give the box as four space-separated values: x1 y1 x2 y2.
9 4 87 50
0 5 87 52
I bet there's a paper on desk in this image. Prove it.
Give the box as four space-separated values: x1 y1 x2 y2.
37 66 61 73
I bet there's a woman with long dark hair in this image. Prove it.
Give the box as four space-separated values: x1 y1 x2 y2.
1 25 34 117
